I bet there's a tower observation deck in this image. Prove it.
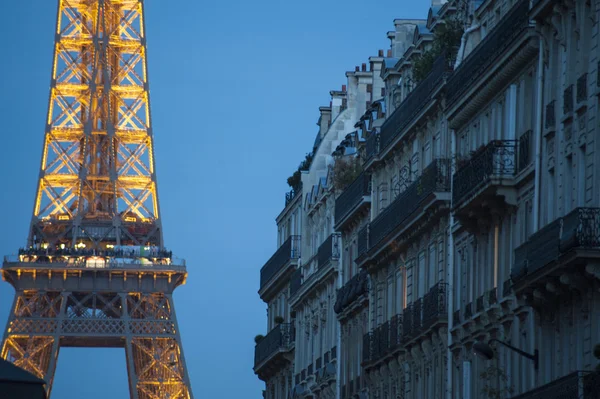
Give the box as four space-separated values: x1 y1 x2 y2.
1 1 194 398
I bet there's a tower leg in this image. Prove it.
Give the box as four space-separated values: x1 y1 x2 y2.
1 290 65 397
124 293 193 399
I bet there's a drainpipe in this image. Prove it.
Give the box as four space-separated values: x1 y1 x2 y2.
446 122 456 399
454 23 481 70
532 25 545 232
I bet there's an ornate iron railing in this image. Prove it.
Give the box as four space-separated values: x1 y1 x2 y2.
564 85 574 114
285 186 301 207
369 159 451 249
334 173 371 227
380 52 450 153
452 140 516 207
510 371 600 399
503 279 512 297
545 100 556 129
254 323 295 367
518 130 533 172
317 233 341 269
561 207 600 250
577 73 588 103
290 268 302 297
512 208 600 283
357 225 369 259
446 0 530 108
334 269 368 314
260 235 301 289
422 283 448 330
402 303 414 340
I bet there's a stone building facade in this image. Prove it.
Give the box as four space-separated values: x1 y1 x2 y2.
254 0 600 398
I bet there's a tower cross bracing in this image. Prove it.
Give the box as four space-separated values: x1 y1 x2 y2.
1 1 194 398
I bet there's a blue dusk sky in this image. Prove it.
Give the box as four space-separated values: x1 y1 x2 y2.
0 1 429 398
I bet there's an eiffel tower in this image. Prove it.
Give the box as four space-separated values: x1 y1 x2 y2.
1 1 194 398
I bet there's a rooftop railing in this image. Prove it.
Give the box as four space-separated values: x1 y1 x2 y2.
379 52 450 154
446 0 530 108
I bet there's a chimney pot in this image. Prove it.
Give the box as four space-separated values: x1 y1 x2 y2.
355 66 360 72
387 49 392 57
361 63 367 72
342 85 347 92
378 49 384 57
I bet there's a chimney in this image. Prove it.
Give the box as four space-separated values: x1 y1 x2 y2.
387 49 392 57
378 49 384 57
361 63 367 72
355 66 360 72
342 84 347 92
318 106 332 136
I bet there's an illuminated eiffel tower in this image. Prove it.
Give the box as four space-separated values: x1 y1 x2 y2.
1 1 194 398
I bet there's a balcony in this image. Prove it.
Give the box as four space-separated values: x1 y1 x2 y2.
285 187 301 208
452 140 517 231
254 323 295 379
377 52 450 159
334 172 371 231
334 269 368 315
510 371 600 399
364 133 380 164
421 283 448 331
446 0 531 121
512 208 600 296
357 225 368 259
362 314 403 368
259 236 301 299
365 159 450 259
317 233 341 269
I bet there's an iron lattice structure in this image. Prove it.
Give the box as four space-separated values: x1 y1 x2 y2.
1 1 194 398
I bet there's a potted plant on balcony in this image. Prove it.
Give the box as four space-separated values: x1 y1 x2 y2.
333 156 362 192
274 316 284 324
254 334 264 344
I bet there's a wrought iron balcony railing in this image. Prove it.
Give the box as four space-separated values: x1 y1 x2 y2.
564 85 574 114
577 73 588 103
290 268 302 297
317 233 340 269
285 186 301 207
510 371 600 399
379 52 449 153
334 173 371 228
254 323 295 368
518 130 533 172
452 140 516 207
334 269 368 314
512 208 600 283
402 303 414 340
260 235 301 290
369 159 451 250
545 100 556 129
422 283 448 330
446 0 530 108
411 299 422 338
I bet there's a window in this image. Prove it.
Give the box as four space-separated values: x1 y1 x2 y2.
428 244 437 289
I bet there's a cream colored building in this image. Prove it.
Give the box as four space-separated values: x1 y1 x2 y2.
255 0 600 397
